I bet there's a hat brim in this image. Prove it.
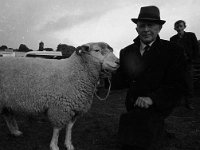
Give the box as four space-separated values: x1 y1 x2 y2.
131 18 166 25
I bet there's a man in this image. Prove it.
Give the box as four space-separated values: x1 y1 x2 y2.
170 20 199 110
115 6 186 150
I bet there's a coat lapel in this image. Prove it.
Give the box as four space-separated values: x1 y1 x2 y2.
133 37 162 71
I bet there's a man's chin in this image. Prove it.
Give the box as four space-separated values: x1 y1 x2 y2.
141 39 153 44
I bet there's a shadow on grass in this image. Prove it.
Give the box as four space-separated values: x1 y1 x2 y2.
0 89 200 150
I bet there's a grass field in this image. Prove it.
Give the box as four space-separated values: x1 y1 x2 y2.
0 89 200 150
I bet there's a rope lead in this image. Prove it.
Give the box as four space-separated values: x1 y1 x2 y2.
94 78 111 101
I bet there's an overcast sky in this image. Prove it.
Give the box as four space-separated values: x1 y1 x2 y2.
0 0 199 56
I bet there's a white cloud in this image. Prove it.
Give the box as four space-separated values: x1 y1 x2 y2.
53 5 138 56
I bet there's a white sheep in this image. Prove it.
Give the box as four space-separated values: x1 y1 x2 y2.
0 42 119 150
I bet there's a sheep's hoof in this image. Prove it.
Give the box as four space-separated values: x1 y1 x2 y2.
50 144 59 150
12 130 23 136
66 144 74 150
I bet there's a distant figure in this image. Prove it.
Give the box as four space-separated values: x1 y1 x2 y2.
170 20 199 110
39 41 44 51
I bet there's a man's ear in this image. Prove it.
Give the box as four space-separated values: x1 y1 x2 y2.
76 45 90 55
136 27 139 33
157 25 162 33
159 25 162 30
174 27 176 31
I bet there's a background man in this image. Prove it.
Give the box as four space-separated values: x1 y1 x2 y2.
170 20 199 110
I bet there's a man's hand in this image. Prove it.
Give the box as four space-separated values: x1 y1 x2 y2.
134 97 153 108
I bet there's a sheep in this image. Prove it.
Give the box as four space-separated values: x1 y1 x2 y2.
0 42 119 150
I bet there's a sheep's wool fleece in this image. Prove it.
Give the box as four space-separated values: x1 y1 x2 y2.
0 53 100 126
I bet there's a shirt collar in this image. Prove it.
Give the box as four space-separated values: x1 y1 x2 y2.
178 31 185 38
133 35 160 46
140 40 154 50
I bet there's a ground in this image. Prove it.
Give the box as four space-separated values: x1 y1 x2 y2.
0 89 200 150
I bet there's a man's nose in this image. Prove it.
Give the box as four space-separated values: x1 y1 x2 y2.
115 59 120 65
143 25 150 31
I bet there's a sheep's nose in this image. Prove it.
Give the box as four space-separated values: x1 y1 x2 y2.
115 59 120 65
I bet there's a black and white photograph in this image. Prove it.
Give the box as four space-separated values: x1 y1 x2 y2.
0 0 199 150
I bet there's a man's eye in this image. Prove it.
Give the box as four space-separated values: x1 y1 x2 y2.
147 24 153 27
94 49 100 52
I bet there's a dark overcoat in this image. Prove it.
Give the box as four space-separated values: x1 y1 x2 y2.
170 31 199 62
116 36 187 148
170 32 199 98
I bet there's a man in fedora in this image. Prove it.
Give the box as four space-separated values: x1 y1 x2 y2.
113 6 186 150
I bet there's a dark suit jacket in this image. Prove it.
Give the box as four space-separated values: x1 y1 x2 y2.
114 36 186 116
170 32 199 61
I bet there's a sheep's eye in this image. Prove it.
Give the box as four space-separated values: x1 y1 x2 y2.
94 49 100 52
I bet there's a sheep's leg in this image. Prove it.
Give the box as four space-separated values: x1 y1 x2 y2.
64 120 76 150
50 127 61 150
3 115 23 136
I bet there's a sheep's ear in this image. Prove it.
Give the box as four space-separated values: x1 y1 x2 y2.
76 45 90 55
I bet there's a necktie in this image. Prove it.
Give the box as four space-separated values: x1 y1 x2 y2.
143 45 150 56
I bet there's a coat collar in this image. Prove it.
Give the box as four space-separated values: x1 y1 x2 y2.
176 31 187 38
133 35 161 47
132 35 163 69
132 35 162 56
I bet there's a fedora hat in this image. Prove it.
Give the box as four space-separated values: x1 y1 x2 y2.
131 6 166 25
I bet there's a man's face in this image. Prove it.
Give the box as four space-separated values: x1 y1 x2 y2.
136 21 162 44
174 22 185 34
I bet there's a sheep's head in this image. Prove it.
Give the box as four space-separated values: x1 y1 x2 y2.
76 42 119 72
